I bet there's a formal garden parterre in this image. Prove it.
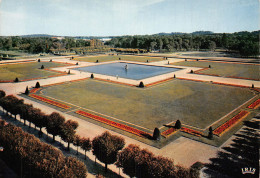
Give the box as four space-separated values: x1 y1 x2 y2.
0 61 72 82
25 77 259 147
173 60 260 81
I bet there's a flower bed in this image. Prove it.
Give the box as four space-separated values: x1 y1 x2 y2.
30 88 41 93
227 76 260 81
75 110 152 138
247 99 260 109
212 82 249 88
30 94 71 109
177 77 206 83
146 77 173 87
161 127 177 137
180 127 202 137
213 110 250 136
95 78 136 87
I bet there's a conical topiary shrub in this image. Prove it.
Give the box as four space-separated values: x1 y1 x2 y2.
208 126 213 139
91 73 94 79
14 77 19 82
252 84 254 88
96 60 99 63
174 74 176 78
153 127 161 140
41 65 44 69
68 70 71 74
175 120 181 129
35 82 40 88
25 86 29 95
76 62 79 65
190 70 194 73
139 81 144 88
38 59 41 62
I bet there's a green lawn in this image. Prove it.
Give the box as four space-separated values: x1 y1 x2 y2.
41 79 254 130
173 61 260 80
0 62 67 81
73 55 164 63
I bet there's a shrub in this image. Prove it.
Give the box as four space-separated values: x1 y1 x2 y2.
0 90 6 98
76 62 79 65
174 74 176 78
38 59 40 62
209 65 211 68
153 127 161 140
175 120 181 129
50 59 52 62
90 73 94 79
139 81 144 88
190 70 194 73
14 77 19 82
35 82 40 88
41 65 44 69
119 58 121 60
25 86 29 95
96 60 99 63
252 84 254 88
208 126 213 139
190 162 204 178
68 70 70 74
147 60 149 63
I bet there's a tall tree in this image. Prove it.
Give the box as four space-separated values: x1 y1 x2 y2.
46 112 65 142
80 137 92 160
61 120 79 151
92 131 125 171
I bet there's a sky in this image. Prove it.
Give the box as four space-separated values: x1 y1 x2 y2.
0 0 259 36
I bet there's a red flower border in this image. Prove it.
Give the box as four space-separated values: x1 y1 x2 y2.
180 127 202 137
75 110 152 138
30 94 71 109
161 127 177 137
213 110 249 136
247 99 260 109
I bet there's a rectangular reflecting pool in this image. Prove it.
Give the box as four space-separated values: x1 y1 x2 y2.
75 62 182 80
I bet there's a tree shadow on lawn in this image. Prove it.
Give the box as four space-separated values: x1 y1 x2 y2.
0 111 122 178
204 120 259 178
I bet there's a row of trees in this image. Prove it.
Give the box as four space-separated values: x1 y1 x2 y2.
0 92 79 151
106 31 259 57
0 120 87 178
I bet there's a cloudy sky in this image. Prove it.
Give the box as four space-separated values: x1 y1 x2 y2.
0 0 258 36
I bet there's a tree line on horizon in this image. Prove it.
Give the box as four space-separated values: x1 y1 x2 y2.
106 31 259 57
0 30 259 57
0 37 90 54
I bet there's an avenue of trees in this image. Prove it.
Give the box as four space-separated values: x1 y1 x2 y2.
106 31 259 57
0 90 201 177
0 120 87 178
